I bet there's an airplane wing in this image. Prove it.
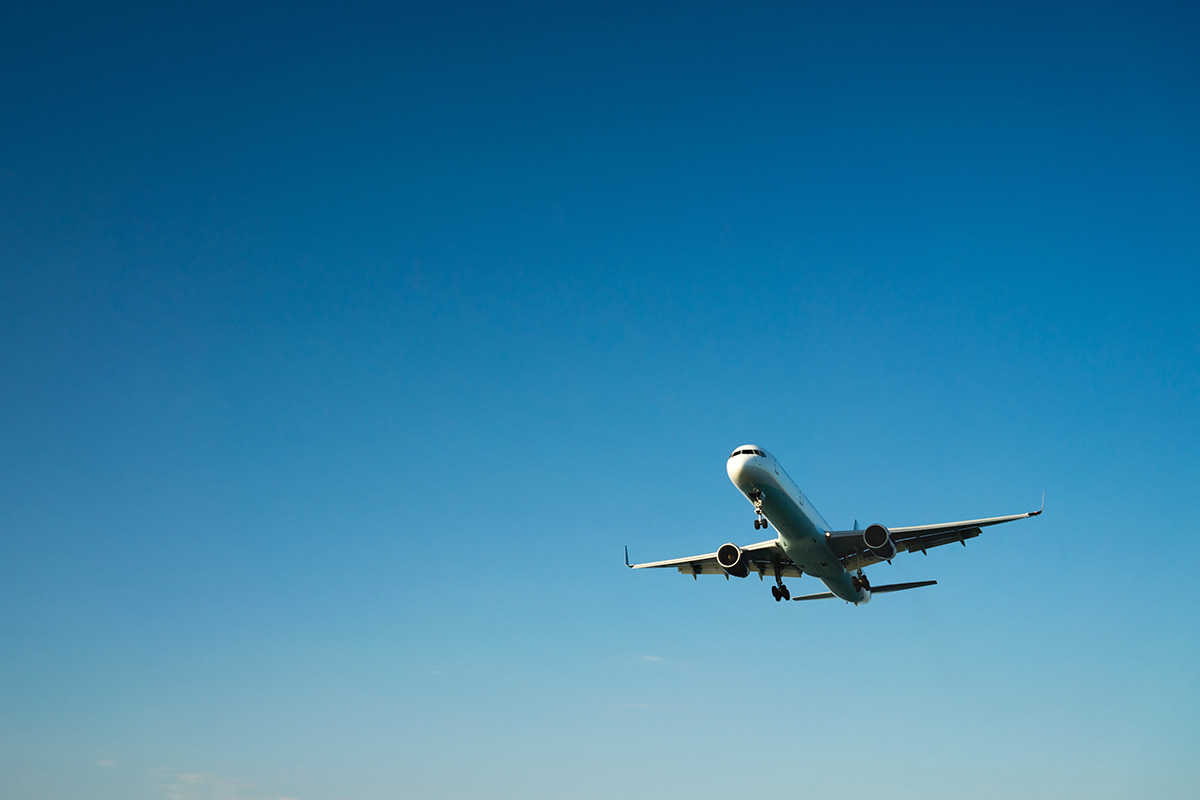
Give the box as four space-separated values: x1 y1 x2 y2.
625 539 800 578
825 503 1043 571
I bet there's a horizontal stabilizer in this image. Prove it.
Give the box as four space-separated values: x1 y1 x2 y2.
870 580 938 594
790 580 938 601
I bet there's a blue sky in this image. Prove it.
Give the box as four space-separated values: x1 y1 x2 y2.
2 1 1198 798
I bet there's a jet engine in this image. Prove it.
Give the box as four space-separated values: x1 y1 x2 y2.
716 542 750 578
863 524 898 561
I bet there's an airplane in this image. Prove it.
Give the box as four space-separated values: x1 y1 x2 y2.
625 444 1042 604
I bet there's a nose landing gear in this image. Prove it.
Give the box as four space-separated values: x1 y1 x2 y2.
750 490 768 530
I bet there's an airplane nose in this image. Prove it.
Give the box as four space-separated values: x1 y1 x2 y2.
727 446 770 489
726 456 745 486
727 454 758 488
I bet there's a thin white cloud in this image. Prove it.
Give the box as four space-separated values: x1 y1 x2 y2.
637 654 663 662
96 759 118 767
153 770 271 800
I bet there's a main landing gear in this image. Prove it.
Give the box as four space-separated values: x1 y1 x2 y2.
851 571 871 592
770 562 789 602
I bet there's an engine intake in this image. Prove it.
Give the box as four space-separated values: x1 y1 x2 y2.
863 524 898 561
716 542 749 578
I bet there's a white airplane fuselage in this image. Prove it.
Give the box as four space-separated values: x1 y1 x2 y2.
727 447 870 604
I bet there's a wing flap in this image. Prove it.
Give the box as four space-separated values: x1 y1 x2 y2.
666 562 804 578
890 507 1041 537
902 526 982 554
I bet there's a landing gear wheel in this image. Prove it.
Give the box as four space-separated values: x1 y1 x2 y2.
754 518 762 530
771 585 781 601
780 584 790 600
851 576 861 591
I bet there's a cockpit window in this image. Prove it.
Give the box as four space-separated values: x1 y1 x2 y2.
729 449 766 458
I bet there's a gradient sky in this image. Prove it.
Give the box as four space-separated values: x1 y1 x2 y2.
2 2 1198 799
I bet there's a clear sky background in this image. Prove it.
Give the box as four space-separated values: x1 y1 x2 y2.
2 2 1198 799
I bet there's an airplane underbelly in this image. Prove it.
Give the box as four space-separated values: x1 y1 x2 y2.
761 491 866 601
761 496 839 578
779 536 841 578
736 474 870 604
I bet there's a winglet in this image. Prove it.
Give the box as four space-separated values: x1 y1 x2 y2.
624 545 632 568
1030 491 1045 517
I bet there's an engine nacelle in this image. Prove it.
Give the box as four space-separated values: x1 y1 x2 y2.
716 542 750 578
863 524 898 561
